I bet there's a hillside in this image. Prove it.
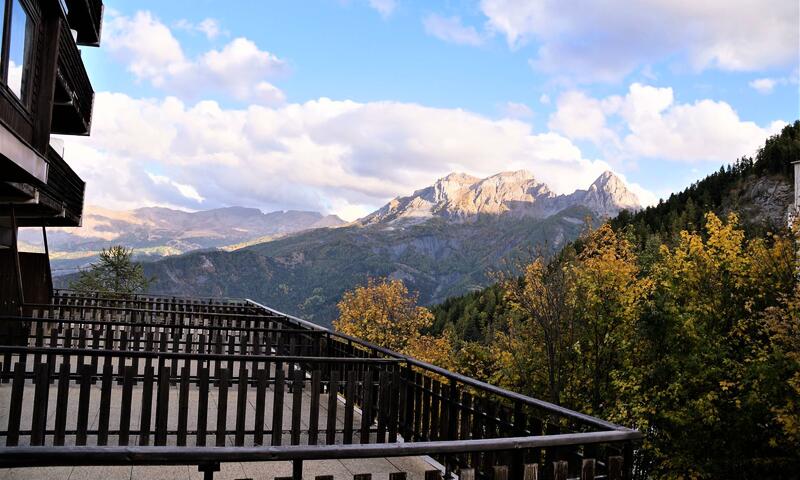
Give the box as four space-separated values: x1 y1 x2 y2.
27 206 344 274
433 120 800 342
64 170 643 326
135 207 593 325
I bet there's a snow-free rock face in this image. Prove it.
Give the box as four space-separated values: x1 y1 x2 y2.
360 170 641 225
568 171 642 218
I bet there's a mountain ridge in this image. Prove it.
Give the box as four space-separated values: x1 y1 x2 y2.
359 170 640 225
26 205 345 274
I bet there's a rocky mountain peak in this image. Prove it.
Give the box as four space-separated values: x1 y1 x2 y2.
579 171 641 217
360 169 641 225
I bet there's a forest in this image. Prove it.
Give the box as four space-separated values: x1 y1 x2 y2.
336 121 800 479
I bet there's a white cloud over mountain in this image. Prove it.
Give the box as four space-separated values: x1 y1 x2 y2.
480 0 798 80
105 11 286 104
61 93 632 220
549 83 785 163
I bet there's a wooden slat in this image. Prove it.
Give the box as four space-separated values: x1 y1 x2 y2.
581 459 596 480
197 367 209 446
308 369 321 445
460 469 476 480
119 365 135 446
326 370 340 445
389 473 407 480
459 392 472 468
421 375 431 440
76 363 93 445
425 471 443 480
608 456 623 480
272 367 285 446
388 368 399 443
139 365 154 446
343 369 356 445
97 360 114 445
53 361 72 446
177 365 190 446
523 464 539 480
235 364 249 446
290 369 303 445
413 372 423 441
216 368 230 447
6 362 26 446
493 466 509 480
430 380 441 441
30 362 50 445
353 475 372 480
254 367 267 445
553 461 568 480
376 370 388 443
155 365 171 445
359 369 372 444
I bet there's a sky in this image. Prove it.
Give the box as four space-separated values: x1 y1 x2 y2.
61 0 800 221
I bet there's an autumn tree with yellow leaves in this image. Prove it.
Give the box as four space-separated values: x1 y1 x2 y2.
334 278 453 368
614 213 798 478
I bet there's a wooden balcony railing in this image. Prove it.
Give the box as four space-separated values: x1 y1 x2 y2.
51 23 94 135
0 291 643 480
65 0 103 47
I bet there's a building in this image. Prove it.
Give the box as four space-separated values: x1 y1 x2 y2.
0 0 101 313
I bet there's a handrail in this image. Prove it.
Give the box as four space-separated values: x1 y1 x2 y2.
24 302 277 319
247 299 631 433
0 314 326 335
0 345 399 365
54 289 255 303
0 431 641 468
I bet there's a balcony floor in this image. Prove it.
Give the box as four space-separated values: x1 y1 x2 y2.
0 366 440 480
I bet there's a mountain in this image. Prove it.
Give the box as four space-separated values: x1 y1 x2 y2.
26 206 344 274
360 170 640 224
434 121 800 345
55 170 642 326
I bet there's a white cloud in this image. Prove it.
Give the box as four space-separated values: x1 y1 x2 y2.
423 14 485 46
549 83 785 163
146 172 205 203
548 90 621 145
175 18 224 40
748 74 799 94
480 0 799 80
105 11 185 84
749 78 777 94
368 0 396 18
538 93 550 105
105 11 286 104
62 93 625 221
500 101 533 119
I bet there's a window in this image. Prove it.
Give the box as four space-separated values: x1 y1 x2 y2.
0 0 33 106
6 0 32 103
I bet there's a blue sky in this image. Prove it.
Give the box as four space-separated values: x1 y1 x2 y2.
65 0 799 220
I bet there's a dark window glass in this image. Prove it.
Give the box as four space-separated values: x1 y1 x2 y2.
7 0 32 103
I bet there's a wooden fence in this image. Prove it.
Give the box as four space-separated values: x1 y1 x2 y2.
0 291 642 479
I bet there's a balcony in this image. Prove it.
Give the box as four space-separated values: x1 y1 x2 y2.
0 291 641 480
51 22 94 136
0 146 84 227
65 0 103 47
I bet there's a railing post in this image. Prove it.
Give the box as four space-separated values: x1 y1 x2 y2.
624 441 634 480
198 462 220 480
293 459 303 480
